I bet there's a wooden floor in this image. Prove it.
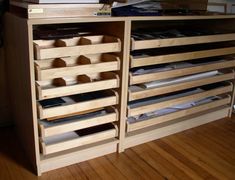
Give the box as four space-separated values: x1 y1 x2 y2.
1 117 235 180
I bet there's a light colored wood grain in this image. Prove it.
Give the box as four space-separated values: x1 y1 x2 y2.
25 15 235 26
116 20 132 153
10 1 105 19
34 36 121 60
38 91 119 119
5 12 235 176
40 139 119 173
130 59 235 85
127 96 231 132
35 54 121 81
128 85 232 117
36 73 120 100
131 33 235 50
39 107 118 138
4 13 41 175
40 126 118 155
131 46 235 68
130 72 235 101
93 21 130 153
2 118 235 179
124 107 230 149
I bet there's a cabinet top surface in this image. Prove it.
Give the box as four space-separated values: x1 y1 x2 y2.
25 15 235 25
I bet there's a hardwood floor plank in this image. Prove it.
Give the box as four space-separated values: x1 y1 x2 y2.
124 149 165 179
106 152 153 180
1 118 235 179
162 137 229 179
185 127 235 163
132 144 189 180
43 168 75 180
78 161 102 180
147 141 205 180
155 139 217 180
176 132 235 178
195 124 235 152
67 165 89 180
88 156 127 180
172 133 234 179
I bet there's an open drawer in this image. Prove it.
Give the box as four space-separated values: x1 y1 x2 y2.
40 123 118 155
34 35 121 60
128 83 233 117
36 72 120 100
131 33 235 50
39 106 118 139
35 54 120 81
131 46 235 68
127 95 231 132
37 90 119 119
130 57 235 85
129 71 235 101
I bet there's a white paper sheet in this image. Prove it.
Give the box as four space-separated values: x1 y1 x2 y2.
44 131 79 145
142 70 219 89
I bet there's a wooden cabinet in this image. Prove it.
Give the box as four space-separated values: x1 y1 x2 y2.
5 11 235 176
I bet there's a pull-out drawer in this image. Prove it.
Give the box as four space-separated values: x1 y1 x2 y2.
39 107 118 139
130 58 235 85
37 90 119 119
128 84 233 117
36 72 120 100
127 95 231 132
131 33 235 50
131 46 235 68
34 35 121 60
129 72 235 101
35 54 120 81
40 123 118 155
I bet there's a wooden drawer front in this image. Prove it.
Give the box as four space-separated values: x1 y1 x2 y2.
36 73 120 100
38 91 119 119
35 54 120 81
40 124 118 155
131 46 235 68
131 33 235 50
129 72 235 101
127 96 231 132
130 59 235 85
128 85 232 117
39 107 118 138
34 35 121 60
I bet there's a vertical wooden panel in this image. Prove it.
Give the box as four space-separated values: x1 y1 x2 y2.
0 47 11 126
4 13 41 175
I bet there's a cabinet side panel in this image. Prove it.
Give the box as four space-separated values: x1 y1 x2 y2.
0 47 11 126
4 13 40 174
